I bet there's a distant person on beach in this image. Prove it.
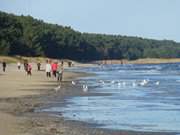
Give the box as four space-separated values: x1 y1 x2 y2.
23 60 28 72
27 63 32 76
121 60 123 65
37 62 41 71
51 61 58 77
68 61 72 67
45 60 51 77
2 61 6 72
57 61 64 82
17 61 21 70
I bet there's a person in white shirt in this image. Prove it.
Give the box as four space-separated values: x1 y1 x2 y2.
17 62 21 70
45 60 51 77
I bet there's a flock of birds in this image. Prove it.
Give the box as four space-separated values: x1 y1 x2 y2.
54 79 160 92
54 80 88 92
100 79 160 87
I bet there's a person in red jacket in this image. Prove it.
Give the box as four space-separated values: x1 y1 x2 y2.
27 63 32 76
51 61 58 77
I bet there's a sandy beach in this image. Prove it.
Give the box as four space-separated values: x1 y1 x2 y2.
0 62 97 135
0 63 57 135
0 62 176 135
1 1 180 134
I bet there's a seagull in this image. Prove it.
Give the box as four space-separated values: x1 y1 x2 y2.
118 82 121 87
54 85 61 92
140 79 148 86
155 81 160 85
122 82 126 86
132 82 136 87
111 80 115 84
144 79 149 84
99 80 105 85
72 81 76 85
83 85 88 92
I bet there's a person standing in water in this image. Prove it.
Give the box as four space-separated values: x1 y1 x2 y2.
2 61 6 72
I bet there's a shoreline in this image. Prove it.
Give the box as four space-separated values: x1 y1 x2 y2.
93 58 180 65
0 63 177 135
1 56 180 65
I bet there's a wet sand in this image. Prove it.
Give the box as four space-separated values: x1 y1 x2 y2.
0 63 176 135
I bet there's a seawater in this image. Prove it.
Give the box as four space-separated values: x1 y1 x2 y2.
42 63 180 133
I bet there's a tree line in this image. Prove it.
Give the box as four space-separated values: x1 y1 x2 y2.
0 11 180 61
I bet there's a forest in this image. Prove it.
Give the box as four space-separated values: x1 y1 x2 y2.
0 11 180 61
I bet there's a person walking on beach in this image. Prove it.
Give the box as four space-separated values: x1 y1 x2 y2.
68 61 72 67
27 63 32 76
57 61 64 82
17 61 21 70
2 61 6 72
51 61 58 77
23 60 28 73
45 60 51 77
37 62 41 71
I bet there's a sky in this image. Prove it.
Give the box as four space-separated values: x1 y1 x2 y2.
0 0 180 42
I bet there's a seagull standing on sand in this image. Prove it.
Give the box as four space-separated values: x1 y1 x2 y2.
54 85 61 92
72 81 76 85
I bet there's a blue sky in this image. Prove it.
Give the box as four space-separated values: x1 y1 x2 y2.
0 0 180 42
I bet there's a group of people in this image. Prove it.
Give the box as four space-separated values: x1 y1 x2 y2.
45 60 64 81
1 59 64 82
23 60 33 76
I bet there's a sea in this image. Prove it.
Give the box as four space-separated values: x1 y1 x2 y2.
42 63 180 133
